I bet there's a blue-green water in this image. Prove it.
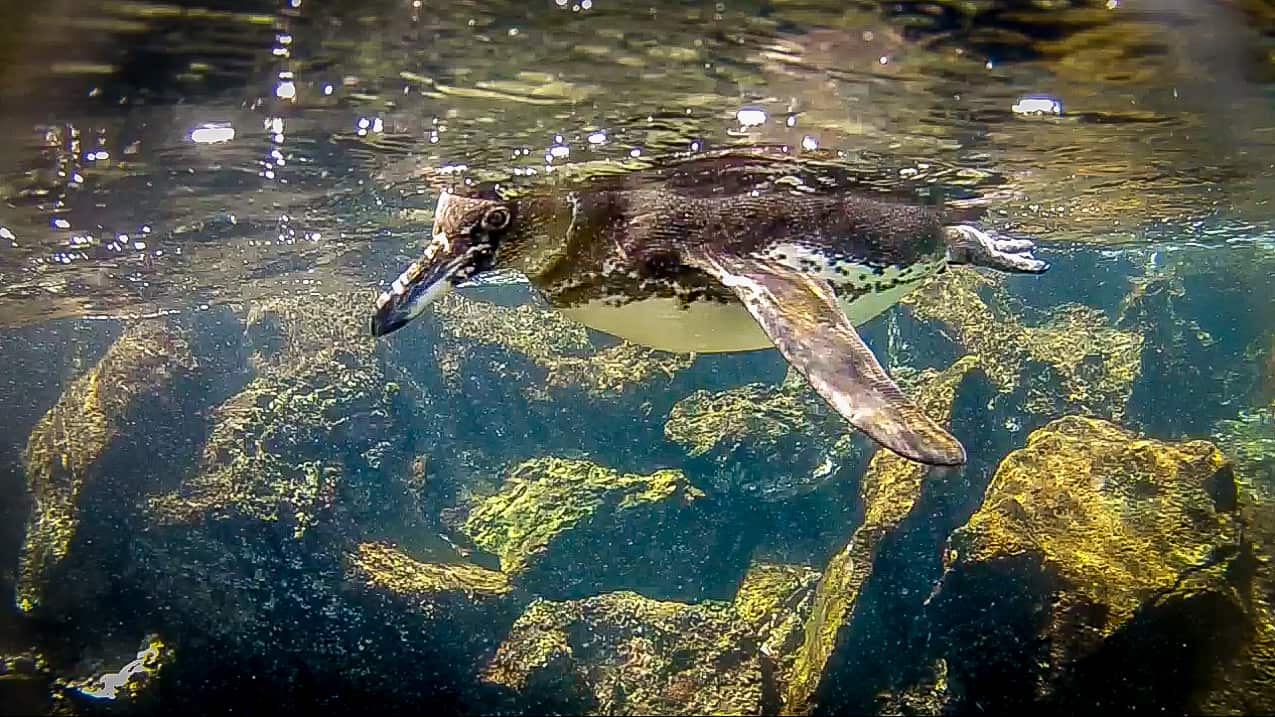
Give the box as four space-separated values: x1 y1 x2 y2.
1 1 1274 714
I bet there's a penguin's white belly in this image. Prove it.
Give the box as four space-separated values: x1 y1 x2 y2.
557 273 934 354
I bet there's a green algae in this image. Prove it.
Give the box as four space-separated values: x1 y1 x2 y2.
903 268 1142 420
784 355 982 714
484 591 764 715
462 457 703 576
17 320 197 613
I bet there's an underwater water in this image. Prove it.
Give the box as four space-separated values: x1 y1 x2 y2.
1 0 1274 713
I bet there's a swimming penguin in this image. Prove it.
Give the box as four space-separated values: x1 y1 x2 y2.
370 148 1048 466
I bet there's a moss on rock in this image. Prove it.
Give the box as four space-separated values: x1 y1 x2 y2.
147 292 413 536
665 368 819 458
483 591 764 715
730 560 820 695
930 416 1247 712
346 540 510 599
17 320 198 612
903 268 1142 420
460 456 731 599
433 295 693 400
783 356 982 715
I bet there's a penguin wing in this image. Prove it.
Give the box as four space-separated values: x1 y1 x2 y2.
682 246 967 466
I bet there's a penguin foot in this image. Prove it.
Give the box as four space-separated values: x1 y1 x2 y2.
944 225 1049 274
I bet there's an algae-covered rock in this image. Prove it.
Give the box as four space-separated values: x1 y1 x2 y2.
148 292 416 536
929 416 1246 712
1197 499 1275 715
902 268 1142 421
665 369 819 458
461 456 739 600
346 540 511 603
483 591 765 715
433 294 693 400
62 634 168 705
730 560 820 693
664 367 866 502
1213 404 1275 501
17 319 198 612
783 356 983 715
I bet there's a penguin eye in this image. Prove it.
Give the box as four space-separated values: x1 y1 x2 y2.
481 207 511 231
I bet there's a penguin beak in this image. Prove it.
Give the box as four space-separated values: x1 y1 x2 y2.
370 229 482 337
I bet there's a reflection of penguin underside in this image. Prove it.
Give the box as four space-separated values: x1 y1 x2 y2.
372 149 1049 466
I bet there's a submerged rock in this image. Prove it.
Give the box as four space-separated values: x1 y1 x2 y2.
1213 403 1275 501
665 369 820 459
902 268 1142 422
1198 499 1275 715
16 320 199 613
345 540 511 603
62 634 168 705
730 560 820 695
433 295 694 400
663 368 861 502
483 591 765 715
783 356 983 715
461 456 741 600
146 292 432 540
928 416 1247 712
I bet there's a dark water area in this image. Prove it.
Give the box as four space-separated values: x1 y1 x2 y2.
1 0 1275 715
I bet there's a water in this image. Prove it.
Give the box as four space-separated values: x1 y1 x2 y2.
0 0 1273 714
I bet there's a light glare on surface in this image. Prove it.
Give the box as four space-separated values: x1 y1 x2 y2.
191 125 235 144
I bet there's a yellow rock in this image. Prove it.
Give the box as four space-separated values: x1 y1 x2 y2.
434 295 693 399
665 368 817 458
783 356 982 715
17 320 196 612
484 591 763 715
932 416 1246 710
950 416 1236 629
462 457 703 577
345 541 510 598
731 561 821 693
903 268 1142 420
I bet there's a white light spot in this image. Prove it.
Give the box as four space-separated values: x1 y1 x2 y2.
690 140 701 151
1011 96 1062 116
985 60 995 70
786 115 797 127
323 84 334 96
53 218 71 229
549 144 570 158
275 81 297 100
736 108 767 127
629 147 642 157
801 135 818 151
1106 0 1118 7
372 117 384 133
0 227 14 240
191 125 235 144
587 131 607 145
133 240 146 250
879 55 889 65
278 33 293 45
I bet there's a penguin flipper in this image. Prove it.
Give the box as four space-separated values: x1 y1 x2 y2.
682 246 967 466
